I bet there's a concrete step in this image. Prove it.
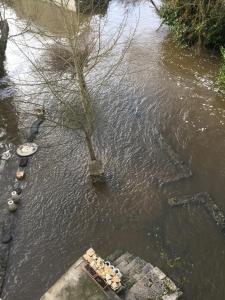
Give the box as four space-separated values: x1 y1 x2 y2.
106 249 123 262
126 278 163 300
122 257 147 276
113 252 134 266
116 255 135 273
141 263 154 274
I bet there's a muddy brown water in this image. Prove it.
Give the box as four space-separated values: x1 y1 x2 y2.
0 0 225 299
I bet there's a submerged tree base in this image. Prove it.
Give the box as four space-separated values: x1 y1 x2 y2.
89 160 104 184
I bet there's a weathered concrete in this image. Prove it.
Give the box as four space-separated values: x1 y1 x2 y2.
111 252 182 300
41 258 119 300
41 252 182 300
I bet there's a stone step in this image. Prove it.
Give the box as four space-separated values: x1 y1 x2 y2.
116 255 135 273
106 249 123 262
126 277 164 300
122 257 147 276
141 263 154 274
162 290 183 300
113 252 134 266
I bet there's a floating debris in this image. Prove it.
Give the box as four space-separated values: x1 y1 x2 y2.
34 107 45 117
16 168 25 180
83 248 123 291
19 157 29 168
16 142 38 157
11 188 22 203
7 200 17 212
1 150 11 161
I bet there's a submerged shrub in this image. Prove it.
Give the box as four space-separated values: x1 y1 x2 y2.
218 48 225 91
159 0 225 49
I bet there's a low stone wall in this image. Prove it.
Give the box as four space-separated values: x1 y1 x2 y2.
168 192 225 235
154 131 192 187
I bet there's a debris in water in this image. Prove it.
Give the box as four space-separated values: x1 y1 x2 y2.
7 200 17 212
83 248 123 291
1 150 11 160
11 189 22 203
16 142 38 157
19 157 29 167
16 168 25 180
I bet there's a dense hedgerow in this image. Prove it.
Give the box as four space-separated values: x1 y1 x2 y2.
159 0 225 49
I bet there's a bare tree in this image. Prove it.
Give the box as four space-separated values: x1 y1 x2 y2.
5 0 138 182
0 5 9 77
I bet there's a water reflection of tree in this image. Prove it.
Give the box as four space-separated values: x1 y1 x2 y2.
0 3 20 145
0 100 20 144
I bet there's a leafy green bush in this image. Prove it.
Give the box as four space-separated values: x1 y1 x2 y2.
218 48 225 90
159 0 225 49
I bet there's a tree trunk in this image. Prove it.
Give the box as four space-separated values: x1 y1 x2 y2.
0 19 9 78
84 129 96 161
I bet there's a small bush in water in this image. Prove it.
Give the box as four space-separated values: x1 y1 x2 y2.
218 48 225 91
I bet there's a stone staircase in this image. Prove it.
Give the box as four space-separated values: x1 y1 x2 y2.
107 251 183 300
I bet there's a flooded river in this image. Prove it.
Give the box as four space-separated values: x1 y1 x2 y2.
1 0 225 299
